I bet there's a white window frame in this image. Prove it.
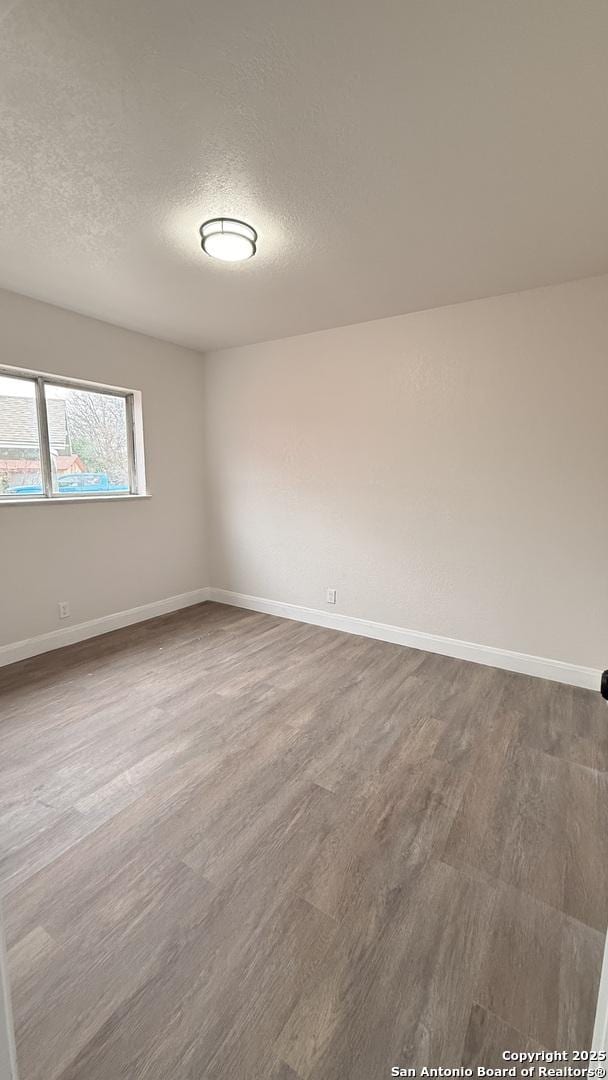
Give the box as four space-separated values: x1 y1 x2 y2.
0 364 147 502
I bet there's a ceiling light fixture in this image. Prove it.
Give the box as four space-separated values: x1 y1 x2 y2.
199 218 257 262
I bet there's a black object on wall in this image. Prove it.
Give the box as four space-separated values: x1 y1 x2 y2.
602 670 608 701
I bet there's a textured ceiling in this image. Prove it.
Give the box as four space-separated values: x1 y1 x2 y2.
1 0 608 351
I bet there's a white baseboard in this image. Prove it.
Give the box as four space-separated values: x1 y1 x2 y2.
208 588 601 691
0 588 211 668
1 585 600 691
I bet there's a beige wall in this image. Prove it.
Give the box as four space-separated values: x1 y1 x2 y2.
0 289 207 647
3 276 607 670
204 275 608 670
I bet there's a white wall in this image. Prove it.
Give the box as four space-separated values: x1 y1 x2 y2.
203 275 608 671
0 289 207 648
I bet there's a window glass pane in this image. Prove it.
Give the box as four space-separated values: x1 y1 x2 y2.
0 375 43 497
45 385 130 495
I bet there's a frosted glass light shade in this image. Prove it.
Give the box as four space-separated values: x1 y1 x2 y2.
200 218 257 261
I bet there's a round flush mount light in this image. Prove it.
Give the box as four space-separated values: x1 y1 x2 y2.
199 218 257 262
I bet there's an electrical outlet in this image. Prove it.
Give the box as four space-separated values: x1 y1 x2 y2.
58 601 70 620
326 588 337 605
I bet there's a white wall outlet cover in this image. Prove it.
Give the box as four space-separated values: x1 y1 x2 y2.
58 602 70 619
326 588 337 604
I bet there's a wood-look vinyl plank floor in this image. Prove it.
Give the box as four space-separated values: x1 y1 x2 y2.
0 601 606 1080
461 1004 545 1072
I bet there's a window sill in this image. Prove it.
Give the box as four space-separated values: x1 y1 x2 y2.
0 494 151 506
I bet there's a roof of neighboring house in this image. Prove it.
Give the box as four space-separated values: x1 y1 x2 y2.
0 455 85 473
0 396 67 449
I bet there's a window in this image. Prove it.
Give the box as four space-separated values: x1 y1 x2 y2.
0 367 145 500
